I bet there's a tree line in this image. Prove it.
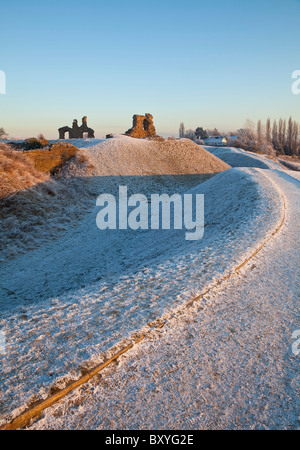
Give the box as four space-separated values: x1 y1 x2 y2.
179 117 300 157
179 123 222 141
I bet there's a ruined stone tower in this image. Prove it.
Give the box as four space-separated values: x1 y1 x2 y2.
125 113 156 138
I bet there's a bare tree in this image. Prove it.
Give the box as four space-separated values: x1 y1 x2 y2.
287 116 293 155
241 119 274 155
257 120 263 144
277 118 287 153
291 120 299 155
0 127 7 139
272 120 278 148
266 118 271 143
235 116 298 156
184 129 196 140
245 119 256 139
207 127 220 136
235 120 256 149
179 123 185 138
227 130 238 137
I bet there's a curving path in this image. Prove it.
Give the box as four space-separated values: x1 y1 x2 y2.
25 150 300 430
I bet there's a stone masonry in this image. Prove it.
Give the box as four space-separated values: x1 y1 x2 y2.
58 116 95 139
125 113 156 138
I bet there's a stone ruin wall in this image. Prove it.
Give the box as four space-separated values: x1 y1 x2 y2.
125 113 156 138
58 116 95 139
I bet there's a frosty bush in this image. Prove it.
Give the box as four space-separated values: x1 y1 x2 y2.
23 137 49 151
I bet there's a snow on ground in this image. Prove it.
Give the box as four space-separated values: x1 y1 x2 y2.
0 137 228 262
278 158 300 172
28 169 299 430
56 136 231 176
202 146 280 170
0 142 299 429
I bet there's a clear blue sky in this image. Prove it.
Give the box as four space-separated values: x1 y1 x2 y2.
0 0 299 138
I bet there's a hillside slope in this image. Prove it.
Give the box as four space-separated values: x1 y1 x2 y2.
0 143 48 199
59 136 230 177
0 137 229 260
0 143 92 260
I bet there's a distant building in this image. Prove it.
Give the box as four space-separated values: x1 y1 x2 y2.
204 136 227 146
227 135 239 141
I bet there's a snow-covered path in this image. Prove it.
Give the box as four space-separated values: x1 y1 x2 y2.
27 163 300 430
1 145 299 429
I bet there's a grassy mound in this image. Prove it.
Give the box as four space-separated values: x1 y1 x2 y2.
80 136 231 177
0 143 49 199
0 143 92 261
24 142 79 174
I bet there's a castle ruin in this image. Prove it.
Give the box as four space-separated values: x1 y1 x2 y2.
125 113 156 138
58 116 95 139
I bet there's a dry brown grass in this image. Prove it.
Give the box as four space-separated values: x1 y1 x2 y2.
277 154 300 163
24 142 79 174
0 143 49 199
146 135 165 142
0 143 92 261
55 149 95 178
